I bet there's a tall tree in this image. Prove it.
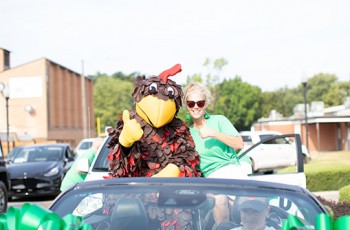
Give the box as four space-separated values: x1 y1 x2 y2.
94 76 134 131
306 73 338 103
261 87 303 117
111 71 139 81
323 81 350 107
203 57 228 91
214 77 263 131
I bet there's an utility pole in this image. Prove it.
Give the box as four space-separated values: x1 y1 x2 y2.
81 60 87 138
302 81 309 150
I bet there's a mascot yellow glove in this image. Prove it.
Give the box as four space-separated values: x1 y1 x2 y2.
119 110 144 147
152 163 180 177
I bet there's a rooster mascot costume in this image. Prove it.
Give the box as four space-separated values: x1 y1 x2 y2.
106 64 201 178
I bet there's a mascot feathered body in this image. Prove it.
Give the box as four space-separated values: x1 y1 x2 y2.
106 64 201 178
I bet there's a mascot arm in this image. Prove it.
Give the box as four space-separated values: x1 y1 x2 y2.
152 163 180 177
119 110 144 148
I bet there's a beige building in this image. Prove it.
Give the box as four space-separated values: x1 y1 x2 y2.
0 48 95 152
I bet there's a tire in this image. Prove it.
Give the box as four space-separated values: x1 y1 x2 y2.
250 158 256 173
0 181 8 214
303 154 310 164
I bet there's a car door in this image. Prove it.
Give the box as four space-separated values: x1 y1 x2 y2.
240 134 284 171
257 134 296 169
239 133 306 188
63 146 75 173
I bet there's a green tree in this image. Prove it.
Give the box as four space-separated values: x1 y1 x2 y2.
306 73 338 103
323 81 350 107
261 87 303 117
111 71 139 81
203 57 228 91
214 77 263 131
185 73 203 85
94 76 134 130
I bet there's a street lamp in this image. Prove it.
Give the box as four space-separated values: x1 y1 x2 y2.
0 82 10 154
302 80 309 150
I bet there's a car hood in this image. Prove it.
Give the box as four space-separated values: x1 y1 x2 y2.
7 162 60 178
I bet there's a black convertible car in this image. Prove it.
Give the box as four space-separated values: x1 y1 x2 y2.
49 177 328 230
6 143 75 199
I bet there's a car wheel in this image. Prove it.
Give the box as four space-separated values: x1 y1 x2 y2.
303 154 310 164
0 181 8 213
250 158 256 173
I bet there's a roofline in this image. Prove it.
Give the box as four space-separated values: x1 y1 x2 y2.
1 57 93 80
256 115 350 125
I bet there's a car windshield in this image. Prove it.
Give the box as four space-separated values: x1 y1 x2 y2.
91 137 111 171
78 141 93 150
12 146 63 163
6 146 23 159
50 178 325 230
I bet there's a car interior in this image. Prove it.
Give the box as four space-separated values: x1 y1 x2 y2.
50 183 324 230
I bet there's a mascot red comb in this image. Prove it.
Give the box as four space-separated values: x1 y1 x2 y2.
106 64 201 178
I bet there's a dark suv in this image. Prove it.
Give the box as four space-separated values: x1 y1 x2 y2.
0 138 9 213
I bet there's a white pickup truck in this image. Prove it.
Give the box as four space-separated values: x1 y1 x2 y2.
81 133 307 188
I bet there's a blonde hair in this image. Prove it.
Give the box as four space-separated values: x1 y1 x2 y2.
183 82 213 107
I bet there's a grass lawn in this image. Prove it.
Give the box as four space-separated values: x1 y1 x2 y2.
306 151 350 172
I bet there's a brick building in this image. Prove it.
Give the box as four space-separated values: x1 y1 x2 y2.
253 101 350 152
0 48 95 150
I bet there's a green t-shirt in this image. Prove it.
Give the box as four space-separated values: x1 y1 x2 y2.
60 148 96 191
190 114 251 177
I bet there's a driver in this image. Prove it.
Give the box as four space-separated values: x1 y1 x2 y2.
217 196 275 230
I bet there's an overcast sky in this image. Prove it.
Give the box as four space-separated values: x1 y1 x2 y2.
1 0 349 91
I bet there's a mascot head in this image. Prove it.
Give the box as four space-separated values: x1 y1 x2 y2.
132 64 183 128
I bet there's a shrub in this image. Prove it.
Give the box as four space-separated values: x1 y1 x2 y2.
306 166 350 191
316 196 350 219
339 184 350 202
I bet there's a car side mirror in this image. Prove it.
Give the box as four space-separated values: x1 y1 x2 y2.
76 158 90 173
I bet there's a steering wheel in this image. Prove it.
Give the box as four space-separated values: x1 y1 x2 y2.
266 206 289 229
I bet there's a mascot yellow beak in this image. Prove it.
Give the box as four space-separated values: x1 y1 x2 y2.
136 95 176 128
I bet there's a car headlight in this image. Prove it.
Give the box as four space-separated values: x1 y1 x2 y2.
44 167 59 177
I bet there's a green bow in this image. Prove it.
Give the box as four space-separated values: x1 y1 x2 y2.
0 203 92 230
282 213 350 230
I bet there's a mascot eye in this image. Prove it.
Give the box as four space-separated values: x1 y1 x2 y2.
167 87 175 99
149 83 158 94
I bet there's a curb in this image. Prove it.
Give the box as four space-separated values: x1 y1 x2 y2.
313 191 339 202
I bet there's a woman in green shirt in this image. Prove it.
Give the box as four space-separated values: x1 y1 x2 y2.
183 82 251 178
183 82 252 227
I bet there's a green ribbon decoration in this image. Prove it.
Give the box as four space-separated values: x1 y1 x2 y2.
282 213 350 230
282 213 305 230
0 203 92 230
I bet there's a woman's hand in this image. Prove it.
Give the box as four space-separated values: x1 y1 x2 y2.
199 125 244 151
199 125 213 139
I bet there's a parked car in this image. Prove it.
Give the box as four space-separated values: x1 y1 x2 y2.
6 143 75 199
75 138 97 157
49 177 328 230
0 138 10 213
239 130 311 173
82 133 307 188
4 145 25 163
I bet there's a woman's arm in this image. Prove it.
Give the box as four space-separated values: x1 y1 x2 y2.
199 125 244 151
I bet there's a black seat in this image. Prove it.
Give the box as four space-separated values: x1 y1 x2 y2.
110 198 149 230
